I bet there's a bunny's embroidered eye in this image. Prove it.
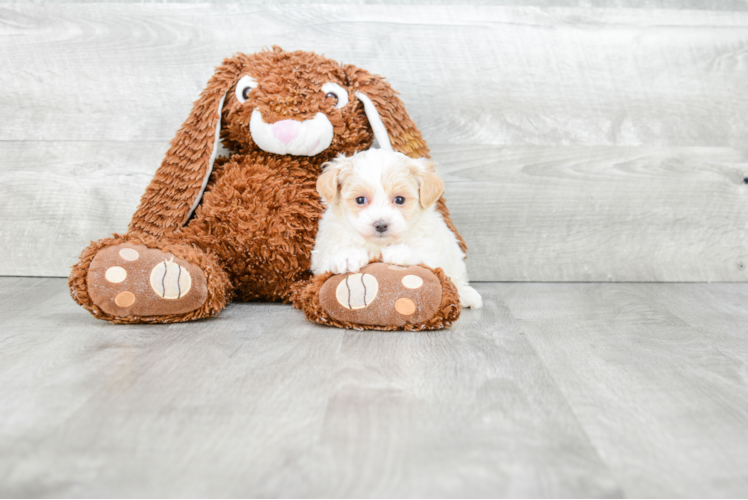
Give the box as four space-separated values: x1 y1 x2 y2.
235 75 258 104
394 196 405 205
356 196 367 205
321 82 349 109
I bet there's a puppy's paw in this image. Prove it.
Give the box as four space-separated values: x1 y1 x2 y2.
381 244 422 267
330 248 370 274
459 285 483 309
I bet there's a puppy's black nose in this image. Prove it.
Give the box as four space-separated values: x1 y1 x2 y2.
374 220 389 233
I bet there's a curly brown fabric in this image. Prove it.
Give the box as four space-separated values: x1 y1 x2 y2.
69 47 466 328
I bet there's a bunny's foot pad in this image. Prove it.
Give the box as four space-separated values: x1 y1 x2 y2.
87 244 208 318
292 263 461 331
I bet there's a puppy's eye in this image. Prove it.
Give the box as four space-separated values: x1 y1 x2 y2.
355 196 367 205
235 75 258 104
321 82 349 109
394 196 405 205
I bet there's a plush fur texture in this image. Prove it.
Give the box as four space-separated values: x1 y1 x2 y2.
69 47 466 325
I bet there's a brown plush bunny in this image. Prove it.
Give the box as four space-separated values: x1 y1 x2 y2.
69 47 465 329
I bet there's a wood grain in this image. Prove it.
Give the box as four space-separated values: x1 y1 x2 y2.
31 0 748 7
0 278 620 497
2 5 748 147
435 145 748 282
3 141 747 281
501 282 748 498
2 277 748 496
3 4 748 280
0 141 165 277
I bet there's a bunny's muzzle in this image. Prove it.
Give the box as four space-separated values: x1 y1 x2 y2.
250 110 333 156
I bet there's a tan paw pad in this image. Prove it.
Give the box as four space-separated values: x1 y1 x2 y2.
319 263 443 328
395 297 416 316
119 248 140 261
87 243 208 318
105 266 127 283
115 291 136 307
150 260 192 300
401 275 423 289
335 273 378 309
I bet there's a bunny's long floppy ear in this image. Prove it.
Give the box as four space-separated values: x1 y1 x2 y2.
128 58 243 238
344 65 430 159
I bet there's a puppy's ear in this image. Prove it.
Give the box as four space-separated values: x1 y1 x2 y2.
414 159 444 209
344 65 430 159
128 55 246 237
317 163 341 205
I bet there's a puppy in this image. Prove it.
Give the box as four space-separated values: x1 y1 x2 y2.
311 149 483 309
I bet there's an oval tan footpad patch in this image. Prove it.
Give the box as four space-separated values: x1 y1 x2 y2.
115 291 136 307
105 266 127 283
319 262 443 327
87 243 207 318
119 248 139 261
394 297 416 316
401 275 423 289
336 273 378 309
150 260 192 299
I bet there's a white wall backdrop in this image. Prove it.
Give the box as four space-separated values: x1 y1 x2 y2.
1 3 747 280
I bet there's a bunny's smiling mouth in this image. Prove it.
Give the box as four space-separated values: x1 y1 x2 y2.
250 110 333 157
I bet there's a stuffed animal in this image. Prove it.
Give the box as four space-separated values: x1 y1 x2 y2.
68 47 466 329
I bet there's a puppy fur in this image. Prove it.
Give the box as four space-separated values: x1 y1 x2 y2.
312 149 483 309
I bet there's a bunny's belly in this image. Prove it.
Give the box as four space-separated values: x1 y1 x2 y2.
181 154 325 301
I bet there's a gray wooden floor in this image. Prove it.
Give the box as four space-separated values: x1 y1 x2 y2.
1 278 747 498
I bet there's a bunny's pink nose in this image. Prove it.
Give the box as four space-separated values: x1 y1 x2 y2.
272 120 301 144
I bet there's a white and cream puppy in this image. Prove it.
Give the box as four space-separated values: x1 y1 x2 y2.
311 149 483 309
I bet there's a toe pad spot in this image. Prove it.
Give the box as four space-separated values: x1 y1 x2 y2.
119 248 140 261
401 275 423 289
115 291 136 307
105 266 127 283
395 297 416 316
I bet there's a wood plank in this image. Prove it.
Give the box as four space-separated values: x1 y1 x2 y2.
0 278 621 497
2 4 748 147
31 0 748 8
436 144 748 282
501 282 748 498
0 278 348 497
652 284 748 353
256 283 619 497
0 141 164 277
3 141 747 282
4 4 748 280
